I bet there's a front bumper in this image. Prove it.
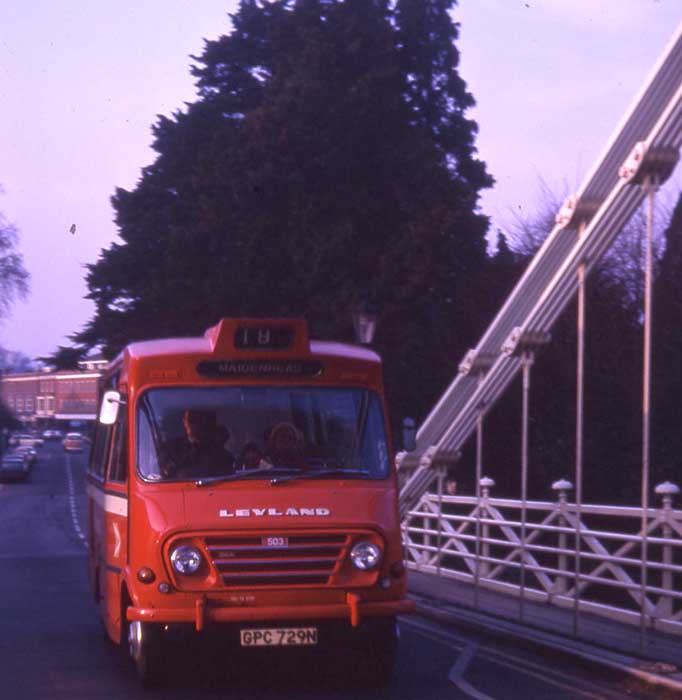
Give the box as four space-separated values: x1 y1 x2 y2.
127 594 414 632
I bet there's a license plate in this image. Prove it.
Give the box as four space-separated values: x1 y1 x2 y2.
240 627 318 647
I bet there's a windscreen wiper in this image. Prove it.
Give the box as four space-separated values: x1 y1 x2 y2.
270 468 366 486
195 466 303 487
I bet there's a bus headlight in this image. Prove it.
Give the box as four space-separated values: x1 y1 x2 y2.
350 542 381 571
170 545 203 575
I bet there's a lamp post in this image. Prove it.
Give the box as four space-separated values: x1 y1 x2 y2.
352 302 377 345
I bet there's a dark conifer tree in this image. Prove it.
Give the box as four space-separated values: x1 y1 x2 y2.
75 0 493 426
653 193 682 484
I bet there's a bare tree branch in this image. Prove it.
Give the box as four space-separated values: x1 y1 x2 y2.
0 212 30 319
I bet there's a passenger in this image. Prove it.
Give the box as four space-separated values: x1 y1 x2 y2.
162 409 235 479
238 441 266 470
265 422 305 468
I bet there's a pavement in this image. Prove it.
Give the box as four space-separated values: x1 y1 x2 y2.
408 570 682 696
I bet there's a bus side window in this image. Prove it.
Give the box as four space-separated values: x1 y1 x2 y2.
107 410 128 483
89 404 113 480
138 409 161 479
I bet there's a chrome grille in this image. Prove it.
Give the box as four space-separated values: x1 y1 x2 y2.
204 533 349 587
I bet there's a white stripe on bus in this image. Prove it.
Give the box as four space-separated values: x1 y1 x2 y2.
86 483 128 517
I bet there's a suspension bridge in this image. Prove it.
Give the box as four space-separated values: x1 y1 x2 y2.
398 17 682 688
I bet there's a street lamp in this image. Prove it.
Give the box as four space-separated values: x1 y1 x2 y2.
352 302 377 345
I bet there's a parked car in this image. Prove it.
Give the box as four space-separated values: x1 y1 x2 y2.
43 429 64 440
17 434 43 448
62 432 85 452
0 452 30 481
13 445 37 466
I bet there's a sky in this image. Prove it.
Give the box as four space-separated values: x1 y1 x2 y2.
1 0 681 359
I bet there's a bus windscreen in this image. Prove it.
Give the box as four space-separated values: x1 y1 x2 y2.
136 387 390 482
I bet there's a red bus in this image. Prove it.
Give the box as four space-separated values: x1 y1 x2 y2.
87 318 413 684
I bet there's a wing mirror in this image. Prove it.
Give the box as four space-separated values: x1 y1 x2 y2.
99 390 125 425
401 417 416 452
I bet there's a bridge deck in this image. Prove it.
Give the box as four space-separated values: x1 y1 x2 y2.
408 571 680 669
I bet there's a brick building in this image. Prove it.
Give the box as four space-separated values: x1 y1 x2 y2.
0 356 107 429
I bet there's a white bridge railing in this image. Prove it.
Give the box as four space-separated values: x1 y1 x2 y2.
403 477 682 636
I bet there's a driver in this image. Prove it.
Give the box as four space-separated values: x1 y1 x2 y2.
163 409 235 479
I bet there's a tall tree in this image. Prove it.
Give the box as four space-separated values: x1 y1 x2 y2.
0 211 29 321
38 344 86 371
653 192 682 484
0 346 35 373
395 0 488 191
77 0 492 426
0 398 20 432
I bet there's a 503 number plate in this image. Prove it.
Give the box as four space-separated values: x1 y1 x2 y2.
240 627 318 647
262 536 288 547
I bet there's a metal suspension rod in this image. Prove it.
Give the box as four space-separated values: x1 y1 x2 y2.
519 352 534 623
640 172 658 652
574 221 586 637
436 466 444 577
474 372 484 609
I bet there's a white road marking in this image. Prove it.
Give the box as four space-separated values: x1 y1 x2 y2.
448 641 496 700
401 616 621 700
65 453 87 548
85 484 128 516
402 618 497 700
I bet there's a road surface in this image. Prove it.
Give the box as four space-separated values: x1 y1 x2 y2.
0 441 668 699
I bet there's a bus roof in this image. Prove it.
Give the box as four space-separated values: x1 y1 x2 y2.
121 337 380 364
108 319 381 369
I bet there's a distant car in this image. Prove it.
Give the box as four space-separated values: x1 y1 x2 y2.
13 445 37 466
18 434 42 448
62 433 85 452
0 452 30 481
